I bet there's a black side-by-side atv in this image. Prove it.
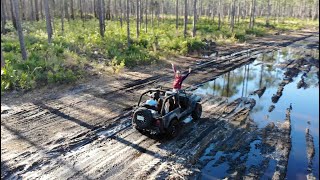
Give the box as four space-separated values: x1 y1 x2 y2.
132 89 202 138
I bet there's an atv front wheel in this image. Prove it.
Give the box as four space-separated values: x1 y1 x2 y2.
192 103 202 120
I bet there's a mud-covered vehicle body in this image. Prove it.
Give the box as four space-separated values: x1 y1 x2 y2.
132 89 202 138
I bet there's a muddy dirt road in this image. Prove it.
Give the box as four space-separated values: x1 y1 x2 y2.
1 30 319 180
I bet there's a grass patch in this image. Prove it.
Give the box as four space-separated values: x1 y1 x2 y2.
1 16 318 92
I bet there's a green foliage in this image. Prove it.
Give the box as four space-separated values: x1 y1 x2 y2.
245 27 267 37
1 43 83 92
1 17 318 92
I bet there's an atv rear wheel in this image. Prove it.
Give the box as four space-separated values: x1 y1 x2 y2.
133 107 153 129
192 103 202 120
166 119 180 139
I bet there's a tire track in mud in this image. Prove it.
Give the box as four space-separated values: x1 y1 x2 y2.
1 32 317 179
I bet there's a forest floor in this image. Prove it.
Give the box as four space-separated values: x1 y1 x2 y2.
1 29 319 180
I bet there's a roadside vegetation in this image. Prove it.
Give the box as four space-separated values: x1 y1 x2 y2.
1 0 319 92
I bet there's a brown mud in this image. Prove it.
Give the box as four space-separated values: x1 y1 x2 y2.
1 29 319 180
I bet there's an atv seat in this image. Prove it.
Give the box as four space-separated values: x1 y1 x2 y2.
142 104 158 111
165 91 175 96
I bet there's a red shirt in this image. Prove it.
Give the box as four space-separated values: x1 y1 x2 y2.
172 65 190 90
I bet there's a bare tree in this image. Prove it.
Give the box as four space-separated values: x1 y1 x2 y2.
40 0 44 19
10 0 17 30
249 0 256 29
80 0 84 27
102 0 106 32
65 0 70 21
13 0 27 60
21 0 26 20
183 0 187 38
1 48 5 68
145 0 148 33
1 0 7 33
237 0 241 24
61 0 64 33
50 0 55 31
70 0 74 20
120 0 123 28
35 0 39 21
151 0 154 28
98 0 105 37
192 0 197 37
127 0 131 47
136 0 140 38
230 0 236 32
176 0 179 30
139 0 142 30
312 0 319 20
30 0 35 20
44 0 53 43
218 0 221 30
266 0 271 26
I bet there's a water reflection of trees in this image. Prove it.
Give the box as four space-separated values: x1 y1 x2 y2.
197 49 319 97
255 52 282 89
304 70 319 88
202 65 256 98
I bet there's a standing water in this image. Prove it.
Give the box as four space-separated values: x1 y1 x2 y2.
194 35 319 179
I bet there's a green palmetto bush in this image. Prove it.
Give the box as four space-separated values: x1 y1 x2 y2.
1 17 318 92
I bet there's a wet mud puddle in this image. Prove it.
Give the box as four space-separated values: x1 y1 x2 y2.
194 36 319 179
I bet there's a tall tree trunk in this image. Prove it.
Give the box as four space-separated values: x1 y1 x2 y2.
145 0 148 33
249 0 255 29
1 0 7 33
176 0 178 30
159 0 163 23
183 0 187 38
44 0 52 43
312 0 317 20
277 0 280 22
127 0 130 47
10 0 17 30
13 0 27 60
151 0 154 28
61 0 64 33
1 48 4 68
40 0 44 19
139 0 143 28
30 0 35 20
136 0 140 38
156 1 161 27
93 0 97 18
252 0 256 28
81 0 85 27
102 0 106 31
199 0 202 18
237 1 240 24
266 0 271 26
70 0 74 20
229 3 233 23
211 5 215 22
106 0 111 20
65 0 70 21
80 0 83 21
21 0 26 20
282 0 286 23
230 0 236 32
51 0 55 32
192 0 197 37
120 0 123 28
98 0 104 37
218 0 221 30
35 0 39 21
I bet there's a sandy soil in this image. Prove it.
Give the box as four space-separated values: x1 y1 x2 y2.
1 29 319 180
